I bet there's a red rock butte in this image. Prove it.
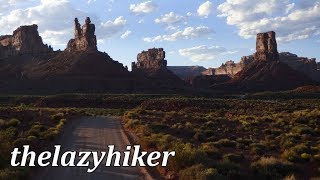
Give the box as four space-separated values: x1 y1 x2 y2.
0 24 53 58
132 48 167 72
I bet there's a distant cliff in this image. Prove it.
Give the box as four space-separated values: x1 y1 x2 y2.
206 52 319 82
168 66 207 80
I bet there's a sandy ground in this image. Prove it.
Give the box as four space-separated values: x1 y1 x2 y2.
33 116 152 180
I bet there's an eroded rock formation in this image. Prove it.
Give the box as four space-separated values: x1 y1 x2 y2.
204 52 319 82
279 52 319 82
131 48 185 91
0 25 53 58
66 17 97 52
132 48 167 72
254 31 279 62
221 31 314 92
203 56 254 77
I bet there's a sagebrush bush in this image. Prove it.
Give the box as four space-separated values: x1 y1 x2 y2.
50 112 64 121
6 119 20 127
223 153 244 163
168 143 208 172
178 164 221 180
251 157 295 179
213 139 237 148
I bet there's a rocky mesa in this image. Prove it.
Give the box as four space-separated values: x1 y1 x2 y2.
0 17 317 94
0 24 53 58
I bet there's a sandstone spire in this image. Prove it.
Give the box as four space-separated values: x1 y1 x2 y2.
66 17 97 52
254 31 279 62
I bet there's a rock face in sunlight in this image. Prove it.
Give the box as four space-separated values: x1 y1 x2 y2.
132 48 167 72
66 17 97 52
0 25 53 58
131 48 185 91
254 31 279 62
204 58 253 78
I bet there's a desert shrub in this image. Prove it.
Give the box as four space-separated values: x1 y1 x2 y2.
0 127 18 140
124 118 140 129
291 144 310 154
0 167 28 180
148 123 169 133
291 125 314 135
43 128 59 141
250 143 267 155
314 154 320 162
214 160 242 178
178 164 222 180
139 134 175 151
168 143 208 172
50 112 64 121
281 134 301 148
300 153 311 162
27 135 37 142
282 149 300 162
201 143 222 160
282 143 312 162
28 126 42 137
138 137 155 149
0 119 5 127
236 138 253 146
213 139 237 148
193 132 206 142
251 157 295 179
13 138 29 147
284 174 298 180
6 119 20 127
203 130 215 137
56 119 66 130
223 153 244 163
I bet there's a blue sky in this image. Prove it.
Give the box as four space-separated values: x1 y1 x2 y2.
0 0 319 69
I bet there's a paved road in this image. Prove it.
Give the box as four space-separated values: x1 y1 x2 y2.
34 117 151 180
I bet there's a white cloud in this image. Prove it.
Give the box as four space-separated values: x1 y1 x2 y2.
218 0 320 42
197 1 213 18
97 39 105 44
168 51 176 55
41 29 70 46
0 0 89 48
129 1 157 15
179 45 235 62
121 30 132 39
8 0 30 4
285 3 295 14
87 0 96 4
0 1 128 49
99 16 127 39
144 26 213 42
155 12 185 25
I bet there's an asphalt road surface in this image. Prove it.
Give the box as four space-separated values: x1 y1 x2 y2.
33 116 152 180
